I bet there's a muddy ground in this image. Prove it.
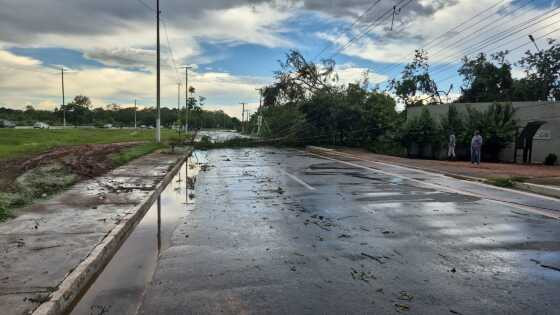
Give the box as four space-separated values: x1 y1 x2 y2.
0 142 141 219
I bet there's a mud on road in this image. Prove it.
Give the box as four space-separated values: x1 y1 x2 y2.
0 142 142 220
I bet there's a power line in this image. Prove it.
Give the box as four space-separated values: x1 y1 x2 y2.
429 8 560 84
313 0 383 62
329 0 413 60
161 17 181 83
381 1 559 88
373 0 511 76
434 26 560 87
136 0 155 11
427 3 559 77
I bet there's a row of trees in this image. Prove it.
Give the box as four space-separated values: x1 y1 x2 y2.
246 42 560 160
1 94 240 130
391 39 560 107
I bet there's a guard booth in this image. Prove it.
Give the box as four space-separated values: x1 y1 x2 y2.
514 121 546 164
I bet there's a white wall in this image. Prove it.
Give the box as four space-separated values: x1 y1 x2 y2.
407 101 560 163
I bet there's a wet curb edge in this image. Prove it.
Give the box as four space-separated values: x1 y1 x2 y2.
32 148 193 315
306 146 560 200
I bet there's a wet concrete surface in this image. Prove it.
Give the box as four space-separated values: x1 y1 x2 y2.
0 152 185 315
132 147 560 314
69 160 199 315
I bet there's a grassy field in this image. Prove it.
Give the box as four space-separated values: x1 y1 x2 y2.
0 128 190 221
0 128 178 160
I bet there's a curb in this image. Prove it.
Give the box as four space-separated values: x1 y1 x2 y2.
306 146 559 200
32 149 193 315
515 182 560 199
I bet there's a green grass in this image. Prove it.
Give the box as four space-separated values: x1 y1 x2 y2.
110 142 166 166
486 176 528 188
0 128 177 160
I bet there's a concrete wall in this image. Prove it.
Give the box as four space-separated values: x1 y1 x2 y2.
407 101 560 163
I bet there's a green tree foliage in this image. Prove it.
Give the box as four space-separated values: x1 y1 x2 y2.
253 50 399 147
400 108 441 157
518 39 560 101
457 52 514 102
439 104 464 145
463 103 517 161
60 95 93 126
390 49 443 108
264 50 336 106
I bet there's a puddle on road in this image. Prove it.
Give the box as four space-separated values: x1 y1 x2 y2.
69 152 205 315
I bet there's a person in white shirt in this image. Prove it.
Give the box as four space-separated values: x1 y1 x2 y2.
448 131 456 160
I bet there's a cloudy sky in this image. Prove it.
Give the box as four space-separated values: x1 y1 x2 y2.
0 0 558 117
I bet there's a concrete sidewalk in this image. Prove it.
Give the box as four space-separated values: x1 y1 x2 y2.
0 150 190 315
313 147 560 198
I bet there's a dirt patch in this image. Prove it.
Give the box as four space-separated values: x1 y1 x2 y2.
0 142 140 192
0 142 142 220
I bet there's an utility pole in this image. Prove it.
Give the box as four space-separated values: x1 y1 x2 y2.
240 102 246 133
177 82 181 133
255 88 263 136
61 68 66 127
255 88 263 112
180 66 192 134
155 0 161 143
134 99 137 129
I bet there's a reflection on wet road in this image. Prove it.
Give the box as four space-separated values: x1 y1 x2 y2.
70 157 200 315
134 147 560 315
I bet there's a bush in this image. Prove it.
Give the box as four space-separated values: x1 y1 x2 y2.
544 153 558 166
486 176 527 188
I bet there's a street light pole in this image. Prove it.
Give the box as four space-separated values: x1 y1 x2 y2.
155 0 161 143
240 102 246 133
256 88 262 112
134 99 137 129
61 68 65 127
177 82 181 133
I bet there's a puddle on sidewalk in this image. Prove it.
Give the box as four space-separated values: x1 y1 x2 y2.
69 152 206 315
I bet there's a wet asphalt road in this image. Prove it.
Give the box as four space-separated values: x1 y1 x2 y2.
133 147 560 315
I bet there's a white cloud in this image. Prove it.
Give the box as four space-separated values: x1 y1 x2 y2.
0 50 41 67
0 50 268 113
317 0 560 68
334 63 388 85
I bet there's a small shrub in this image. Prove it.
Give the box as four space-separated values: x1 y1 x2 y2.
544 153 558 166
486 177 515 188
486 176 527 188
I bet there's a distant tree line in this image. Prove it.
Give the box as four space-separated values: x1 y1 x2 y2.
1 93 240 130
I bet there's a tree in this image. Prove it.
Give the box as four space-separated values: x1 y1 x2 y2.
400 108 441 158
63 95 93 126
439 104 464 147
72 95 92 108
518 39 560 101
457 52 514 102
268 50 336 105
390 49 443 108
463 103 517 161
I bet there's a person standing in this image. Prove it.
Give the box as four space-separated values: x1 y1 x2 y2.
448 131 456 160
471 130 483 165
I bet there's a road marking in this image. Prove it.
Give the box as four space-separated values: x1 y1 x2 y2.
304 150 560 220
280 170 316 191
